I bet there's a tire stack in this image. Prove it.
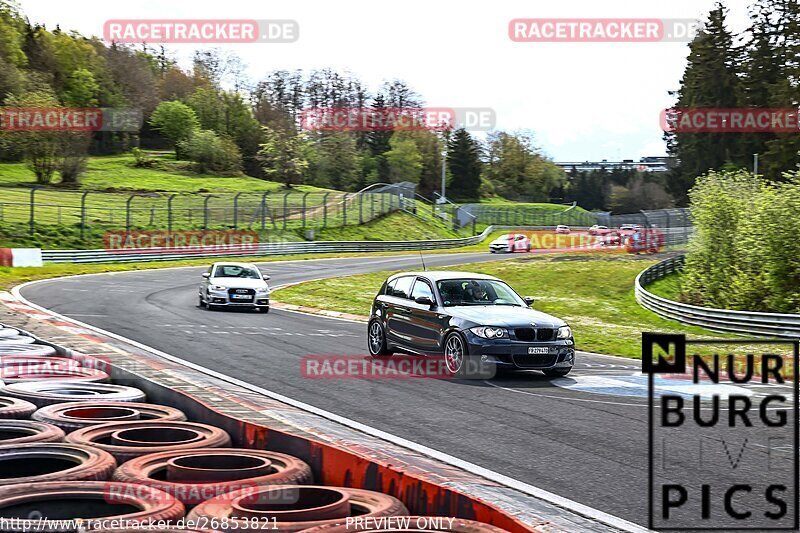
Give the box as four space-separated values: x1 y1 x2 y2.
0 324 508 532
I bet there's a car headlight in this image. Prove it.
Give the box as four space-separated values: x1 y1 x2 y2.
557 325 572 339
470 326 508 339
255 287 269 294
209 285 227 291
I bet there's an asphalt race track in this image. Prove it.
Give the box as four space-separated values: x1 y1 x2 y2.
19 252 794 527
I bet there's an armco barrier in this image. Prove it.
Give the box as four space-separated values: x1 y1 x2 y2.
0 290 646 532
635 255 800 338
41 225 693 264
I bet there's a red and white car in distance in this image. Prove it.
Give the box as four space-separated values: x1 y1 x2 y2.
488 233 531 253
588 225 609 236
555 225 570 234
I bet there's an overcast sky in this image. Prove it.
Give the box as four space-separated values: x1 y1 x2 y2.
18 0 753 161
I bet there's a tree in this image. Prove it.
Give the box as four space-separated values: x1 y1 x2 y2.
409 129 444 197
148 101 200 158
1 90 92 184
257 126 309 186
177 130 241 174
385 132 422 184
63 68 99 106
57 133 91 184
310 132 359 189
665 3 743 204
447 128 481 200
483 131 564 201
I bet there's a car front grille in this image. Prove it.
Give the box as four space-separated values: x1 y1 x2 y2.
514 328 556 342
512 354 558 368
227 288 255 302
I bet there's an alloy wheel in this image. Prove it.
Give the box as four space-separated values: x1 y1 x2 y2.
444 335 464 374
368 322 384 355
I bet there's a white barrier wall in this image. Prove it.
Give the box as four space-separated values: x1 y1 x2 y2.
0 248 43 267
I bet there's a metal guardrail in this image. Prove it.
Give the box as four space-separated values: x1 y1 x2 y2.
42 225 695 264
41 226 507 264
635 255 800 338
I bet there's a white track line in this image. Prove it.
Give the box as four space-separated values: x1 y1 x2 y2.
12 269 649 533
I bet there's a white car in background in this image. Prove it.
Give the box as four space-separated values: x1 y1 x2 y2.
199 262 271 313
488 233 531 253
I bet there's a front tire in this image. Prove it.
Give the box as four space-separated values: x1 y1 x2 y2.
198 296 206 308
368 320 392 357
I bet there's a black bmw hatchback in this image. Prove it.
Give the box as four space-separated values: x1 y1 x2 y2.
368 271 575 377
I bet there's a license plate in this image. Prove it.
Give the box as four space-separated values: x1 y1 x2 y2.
528 347 549 355
231 294 251 300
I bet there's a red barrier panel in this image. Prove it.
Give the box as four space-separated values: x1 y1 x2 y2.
0 249 12 267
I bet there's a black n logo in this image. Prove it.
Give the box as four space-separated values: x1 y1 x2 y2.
642 333 686 374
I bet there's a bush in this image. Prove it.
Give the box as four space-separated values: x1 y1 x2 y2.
681 170 800 312
131 147 155 168
177 130 242 174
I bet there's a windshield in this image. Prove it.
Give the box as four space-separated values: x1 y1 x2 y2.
214 265 261 279
436 279 526 307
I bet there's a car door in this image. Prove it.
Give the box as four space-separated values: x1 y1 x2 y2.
384 275 415 346
407 277 442 353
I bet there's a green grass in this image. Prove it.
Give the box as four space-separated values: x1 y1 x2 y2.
272 254 732 358
0 209 464 249
645 271 683 301
473 198 582 210
316 212 460 241
0 154 326 194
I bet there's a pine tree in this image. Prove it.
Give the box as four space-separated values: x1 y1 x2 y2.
447 128 482 200
666 3 743 204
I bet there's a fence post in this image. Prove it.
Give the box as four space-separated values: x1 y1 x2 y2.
370 193 375 220
204 195 213 229
28 187 40 236
342 193 349 226
472 216 476 236
233 193 242 229
126 195 136 232
322 192 330 228
260 193 268 231
80 191 89 241
167 194 177 235
301 192 310 229
359 193 364 224
282 191 291 231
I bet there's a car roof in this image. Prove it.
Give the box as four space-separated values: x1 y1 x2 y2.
387 271 501 282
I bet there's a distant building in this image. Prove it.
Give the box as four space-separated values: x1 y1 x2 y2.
555 156 673 173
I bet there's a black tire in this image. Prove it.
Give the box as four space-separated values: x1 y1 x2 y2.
198 296 206 308
207 303 217 311
442 333 493 379
367 320 392 357
543 368 572 378
262 306 270 314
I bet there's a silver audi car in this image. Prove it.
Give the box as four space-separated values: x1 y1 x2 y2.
198 262 271 312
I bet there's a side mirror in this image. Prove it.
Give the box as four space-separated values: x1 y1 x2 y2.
415 296 434 307
524 296 535 306
261 273 270 280
202 272 211 279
